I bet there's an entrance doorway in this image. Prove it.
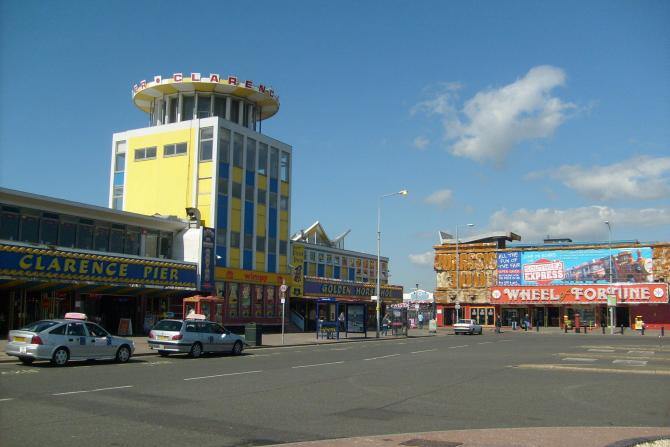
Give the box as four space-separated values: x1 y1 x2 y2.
616 306 630 327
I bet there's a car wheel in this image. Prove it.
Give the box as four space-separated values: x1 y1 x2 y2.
232 341 243 356
19 356 34 365
158 351 170 357
51 347 69 366
189 342 203 358
116 345 131 363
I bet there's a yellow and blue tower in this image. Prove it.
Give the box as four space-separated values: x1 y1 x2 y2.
109 72 292 323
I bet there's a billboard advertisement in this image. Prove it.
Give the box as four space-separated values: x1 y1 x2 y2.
497 247 653 286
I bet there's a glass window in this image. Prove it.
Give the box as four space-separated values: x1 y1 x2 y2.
280 195 288 211
85 323 109 337
66 323 86 336
77 222 93 250
0 209 20 240
125 229 140 255
279 240 287 255
232 182 242 198
245 185 254 202
168 96 178 123
93 227 109 252
160 233 172 259
182 95 195 121
59 221 76 247
256 236 265 252
270 147 279 180
218 178 228 196
244 234 253 250
145 231 159 258
19 215 39 243
114 153 125 172
197 95 211 118
199 127 213 161
230 99 240 123
50 324 66 335
164 142 187 156
219 128 231 163
280 152 290 182
243 102 250 127
268 238 277 254
216 228 227 246
246 138 256 170
40 217 59 245
135 147 157 160
258 143 268 175
110 228 124 253
269 191 278 207
214 96 227 119
230 231 240 248
233 133 243 167
257 189 266 204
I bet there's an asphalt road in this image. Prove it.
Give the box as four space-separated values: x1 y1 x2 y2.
1 331 669 447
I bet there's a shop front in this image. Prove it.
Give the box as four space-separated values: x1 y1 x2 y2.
490 283 670 328
0 243 198 335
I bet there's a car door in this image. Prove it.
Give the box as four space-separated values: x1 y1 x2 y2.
210 323 229 352
86 323 114 358
65 322 89 359
198 322 215 352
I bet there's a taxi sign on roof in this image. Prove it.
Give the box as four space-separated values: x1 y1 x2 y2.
64 312 87 320
185 313 206 320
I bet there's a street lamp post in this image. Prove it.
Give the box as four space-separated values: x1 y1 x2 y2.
376 189 408 338
604 220 615 335
455 223 475 323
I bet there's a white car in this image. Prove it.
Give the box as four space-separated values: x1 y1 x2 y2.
148 316 245 358
453 319 483 335
5 313 135 366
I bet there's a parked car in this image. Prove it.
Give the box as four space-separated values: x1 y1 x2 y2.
5 313 135 366
148 315 244 358
453 318 483 335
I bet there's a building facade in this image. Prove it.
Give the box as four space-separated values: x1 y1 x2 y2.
289 222 403 331
434 233 670 329
0 188 199 336
112 72 292 327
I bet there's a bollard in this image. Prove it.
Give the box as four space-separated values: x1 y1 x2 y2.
621 325 625 335
564 325 568 333
662 327 665 337
584 326 587 334
602 325 606 334
536 325 539 332
641 326 645 336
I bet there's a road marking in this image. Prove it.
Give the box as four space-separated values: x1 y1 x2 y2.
628 350 655 355
498 340 512 342
562 357 597 363
1 369 38 375
0 398 14 402
52 385 133 396
448 345 468 349
511 364 670 376
330 348 349 351
411 349 437 354
363 354 401 361
478 342 493 345
588 349 615 353
292 361 344 369
613 359 648 367
183 370 263 381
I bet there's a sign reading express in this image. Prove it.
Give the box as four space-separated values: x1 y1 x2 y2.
0 246 197 288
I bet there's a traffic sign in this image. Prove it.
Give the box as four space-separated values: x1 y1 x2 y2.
280 284 288 293
455 303 461 310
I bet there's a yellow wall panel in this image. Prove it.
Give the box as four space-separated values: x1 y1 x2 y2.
258 176 267 189
198 162 213 178
256 212 266 235
231 209 241 232
229 248 240 267
326 265 333 278
255 256 265 271
280 182 289 195
231 197 241 211
232 167 243 183
124 128 196 218
279 255 287 273
198 178 212 194
308 263 316 276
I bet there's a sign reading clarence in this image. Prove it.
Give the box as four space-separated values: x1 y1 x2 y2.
0 244 197 289
490 284 668 305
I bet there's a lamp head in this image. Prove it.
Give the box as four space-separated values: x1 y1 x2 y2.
467 223 475 227
399 189 408 196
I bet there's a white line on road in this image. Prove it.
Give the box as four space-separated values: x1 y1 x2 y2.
363 354 400 361
588 349 615 353
628 350 655 355
478 342 493 345
0 398 14 402
52 385 133 396
330 348 349 351
183 370 263 381
411 349 437 354
562 358 597 363
448 345 468 349
613 359 648 367
498 340 512 342
292 361 344 369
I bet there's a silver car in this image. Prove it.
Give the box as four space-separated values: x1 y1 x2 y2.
453 318 484 335
5 318 135 366
148 319 244 358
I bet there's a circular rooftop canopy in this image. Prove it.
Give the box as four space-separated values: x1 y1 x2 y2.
132 72 280 120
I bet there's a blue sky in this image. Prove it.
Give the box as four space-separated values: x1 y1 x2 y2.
1 0 668 292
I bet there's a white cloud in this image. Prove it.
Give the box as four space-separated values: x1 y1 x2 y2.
409 251 434 266
531 156 670 201
424 189 453 209
413 136 430 150
414 65 575 164
489 206 670 242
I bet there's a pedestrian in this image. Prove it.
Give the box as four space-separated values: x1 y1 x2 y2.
382 313 390 336
495 314 502 334
418 312 424 329
338 311 346 333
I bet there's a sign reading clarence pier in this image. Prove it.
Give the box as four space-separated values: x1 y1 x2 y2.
490 284 668 305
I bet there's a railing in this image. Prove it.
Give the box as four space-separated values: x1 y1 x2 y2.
290 310 305 332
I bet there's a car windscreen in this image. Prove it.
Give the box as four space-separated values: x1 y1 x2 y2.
153 320 183 332
19 320 60 333
457 319 470 324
